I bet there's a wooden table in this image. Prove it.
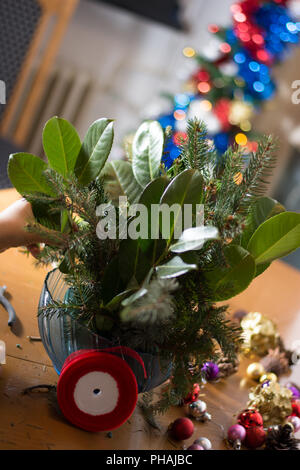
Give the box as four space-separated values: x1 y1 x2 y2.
1 188 300 450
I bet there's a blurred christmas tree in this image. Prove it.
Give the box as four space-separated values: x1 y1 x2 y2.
152 0 299 167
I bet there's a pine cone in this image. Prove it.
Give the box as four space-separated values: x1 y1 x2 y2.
217 355 239 378
278 337 294 366
265 424 300 451
260 347 290 377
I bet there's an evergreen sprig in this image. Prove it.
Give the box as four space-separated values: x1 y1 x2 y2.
237 135 277 213
179 119 217 182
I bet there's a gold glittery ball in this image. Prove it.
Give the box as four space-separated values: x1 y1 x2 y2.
259 372 277 384
241 312 279 356
247 382 292 427
246 362 265 381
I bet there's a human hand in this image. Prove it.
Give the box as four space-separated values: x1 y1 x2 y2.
0 199 43 256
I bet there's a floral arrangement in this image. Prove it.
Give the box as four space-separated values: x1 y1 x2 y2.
7 116 300 412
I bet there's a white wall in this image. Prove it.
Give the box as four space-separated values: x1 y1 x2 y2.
55 0 234 157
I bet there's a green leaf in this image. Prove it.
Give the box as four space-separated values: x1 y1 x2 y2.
138 176 169 207
42 116 81 177
255 262 270 278
118 238 152 285
132 120 164 187
61 210 71 233
101 160 142 205
95 314 114 332
170 226 219 253
143 238 167 265
247 212 300 265
205 245 256 301
59 257 70 274
75 118 114 185
241 197 285 248
121 287 148 307
8 153 54 196
58 250 75 274
137 176 169 253
104 289 135 311
156 256 197 279
101 256 126 304
180 251 199 265
159 169 204 244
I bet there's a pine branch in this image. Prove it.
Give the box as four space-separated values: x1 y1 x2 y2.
178 119 216 181
138 392 162 431
212 145 245 232
237 135 277 214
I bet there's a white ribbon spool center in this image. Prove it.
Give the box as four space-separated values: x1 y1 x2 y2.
73 371 119 416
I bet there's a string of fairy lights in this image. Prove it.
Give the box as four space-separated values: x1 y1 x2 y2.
152 0 300 169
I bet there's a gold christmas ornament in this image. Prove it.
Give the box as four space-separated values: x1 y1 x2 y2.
259 372 277 384
246 362 265 381
247 382 292 427
240 312 280 357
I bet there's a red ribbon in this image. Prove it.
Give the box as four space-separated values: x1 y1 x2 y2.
62 346 147 379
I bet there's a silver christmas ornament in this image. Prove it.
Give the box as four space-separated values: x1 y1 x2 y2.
187 400 212 422
194 437 212 450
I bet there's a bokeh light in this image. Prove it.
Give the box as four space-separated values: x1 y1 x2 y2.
183 47 195 58
174 110 186 120
235 133 248 146
220 42 232 54
197 82 211 93
200 100 212 111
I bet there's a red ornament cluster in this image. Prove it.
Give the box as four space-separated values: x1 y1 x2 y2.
227 408 266 449
228 396 300 449
183 383 201 405
237 408 264 428
244 426 266 449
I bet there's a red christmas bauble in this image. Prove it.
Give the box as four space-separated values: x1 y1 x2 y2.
170 417 194 441
244 426 266 449
237 409 263 429
183 383 200 404
291 401 300 418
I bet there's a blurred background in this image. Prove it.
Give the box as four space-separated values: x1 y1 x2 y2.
0 0 300 266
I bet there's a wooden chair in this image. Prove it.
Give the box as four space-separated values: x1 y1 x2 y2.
0 0 78 148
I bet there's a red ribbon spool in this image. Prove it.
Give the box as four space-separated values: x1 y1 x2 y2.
57 347 146 432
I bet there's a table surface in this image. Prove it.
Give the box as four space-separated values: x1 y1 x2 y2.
1 188 300 450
